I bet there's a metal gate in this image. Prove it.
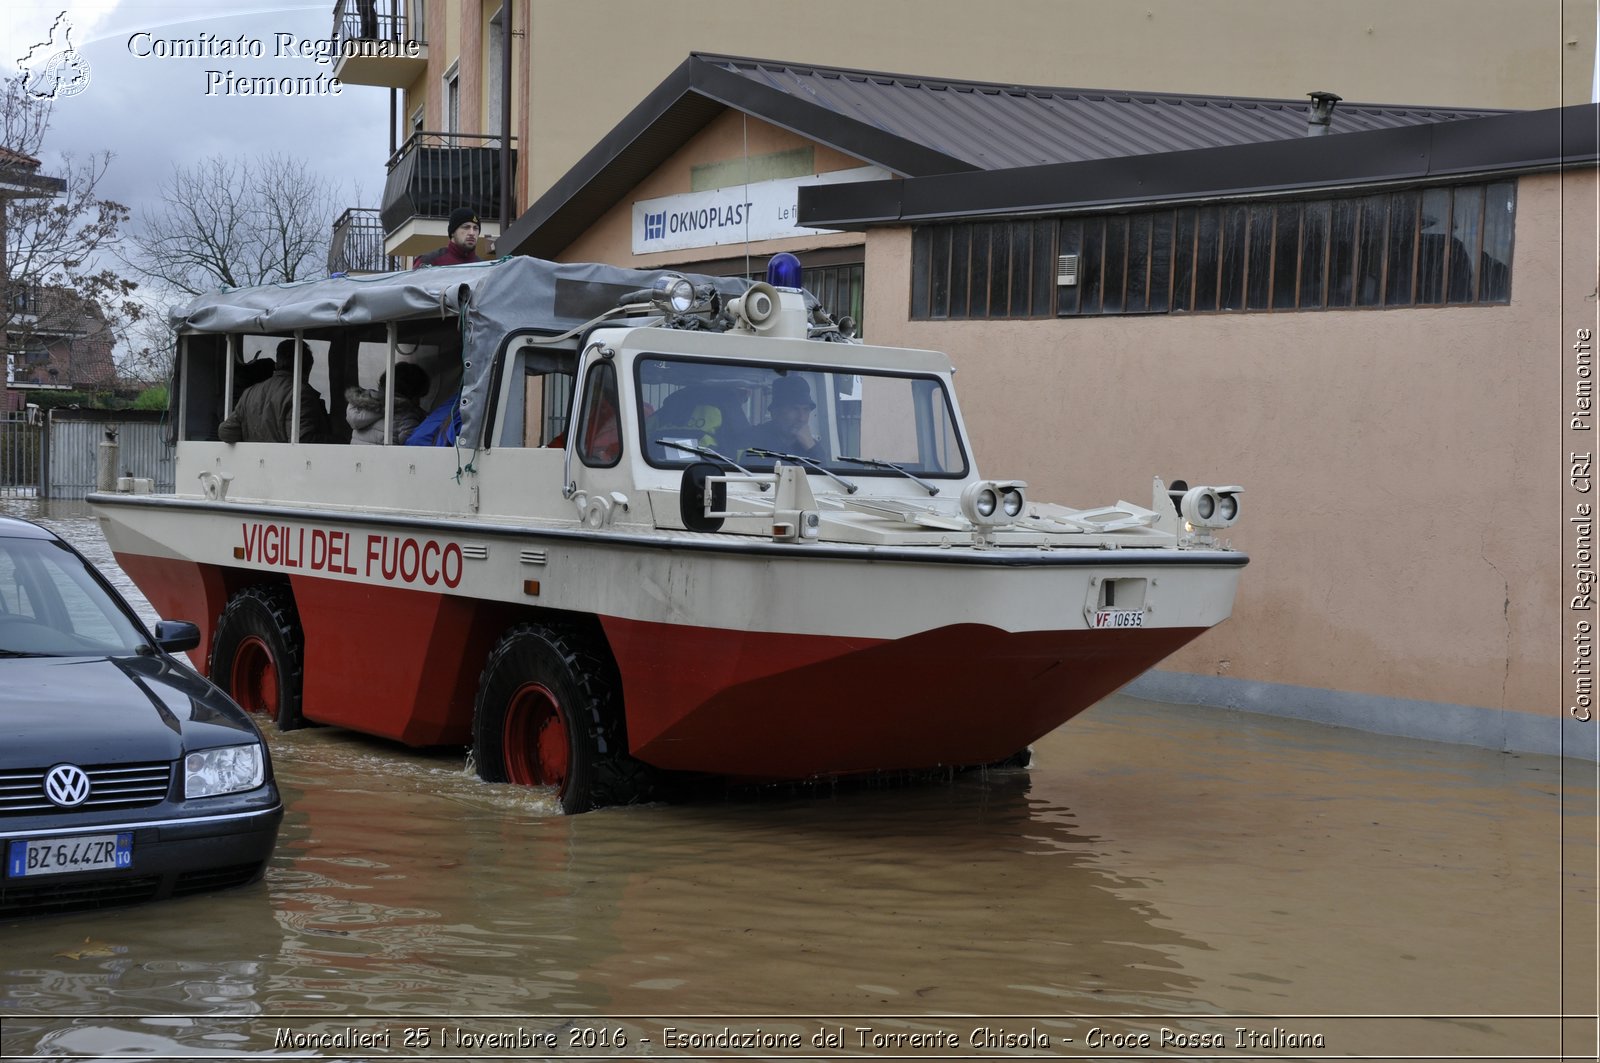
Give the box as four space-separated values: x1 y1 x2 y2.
44 410 174 500
0 412 43 497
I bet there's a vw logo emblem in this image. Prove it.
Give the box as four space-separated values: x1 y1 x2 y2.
44 764 91 807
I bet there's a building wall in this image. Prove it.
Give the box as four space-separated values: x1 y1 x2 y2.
457 4 483 132
8 335 115 390
398 1 1593 234
559 111 869 268
516 0 1591 212
850 169 1593 722
396 3 523 227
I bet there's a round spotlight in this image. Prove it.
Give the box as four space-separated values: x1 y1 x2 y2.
1217 493 1238 521
1000 486 1025 517
664 277 695 313
1196 492 1215 521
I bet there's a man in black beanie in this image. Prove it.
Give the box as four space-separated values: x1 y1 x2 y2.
414 208 484 268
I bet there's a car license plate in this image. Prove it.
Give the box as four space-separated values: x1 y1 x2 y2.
7 833 133 877
1093 609 1144 629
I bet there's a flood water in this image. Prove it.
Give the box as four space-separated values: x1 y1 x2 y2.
1 499 1596 1061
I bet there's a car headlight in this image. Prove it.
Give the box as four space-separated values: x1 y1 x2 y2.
185 744 264 798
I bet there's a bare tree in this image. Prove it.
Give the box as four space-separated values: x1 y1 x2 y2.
127 152 339 297
1 76 140 365
119 311 177 387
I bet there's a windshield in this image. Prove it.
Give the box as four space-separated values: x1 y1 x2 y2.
0 536 148 657
636 356 968 478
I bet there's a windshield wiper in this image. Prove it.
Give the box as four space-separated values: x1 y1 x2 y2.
654 439 768 490
0 649 54 658
837 455 941 496
744 449 859 495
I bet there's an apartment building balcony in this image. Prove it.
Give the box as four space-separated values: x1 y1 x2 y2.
328 208 401 275
380 132 516 259
8 282 41 319
329 0 427 88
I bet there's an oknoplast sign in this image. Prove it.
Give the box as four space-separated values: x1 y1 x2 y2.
632 167 889 255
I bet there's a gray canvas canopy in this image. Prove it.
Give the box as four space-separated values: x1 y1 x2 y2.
171 256 754 449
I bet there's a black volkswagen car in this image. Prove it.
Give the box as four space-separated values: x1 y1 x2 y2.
0 514 282 916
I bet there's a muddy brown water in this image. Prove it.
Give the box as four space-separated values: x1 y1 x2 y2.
0 500 1594 1060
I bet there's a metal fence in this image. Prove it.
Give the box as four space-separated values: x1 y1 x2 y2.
0 410 174 500
329 207 401 274
0 412 42 497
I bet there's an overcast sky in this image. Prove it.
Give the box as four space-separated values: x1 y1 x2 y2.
5 2 391 254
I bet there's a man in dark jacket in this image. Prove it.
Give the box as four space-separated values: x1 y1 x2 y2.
744 375 823 459
218 340 331 443
413 208 484 268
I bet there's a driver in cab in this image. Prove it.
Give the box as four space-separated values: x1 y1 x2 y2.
745 376 822 460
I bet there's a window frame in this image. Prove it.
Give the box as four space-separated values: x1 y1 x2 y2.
911 179 1517 322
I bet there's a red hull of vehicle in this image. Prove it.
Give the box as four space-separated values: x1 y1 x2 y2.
115 553 508 746
116 553 1202 779
602 617 1206 778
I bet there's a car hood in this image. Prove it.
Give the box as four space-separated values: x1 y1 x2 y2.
0 655 260 766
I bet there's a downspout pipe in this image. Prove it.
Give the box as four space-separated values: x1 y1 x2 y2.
499 1 513 240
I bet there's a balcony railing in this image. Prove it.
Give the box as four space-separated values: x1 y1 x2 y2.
330 0 420 46
329 0 427 88
380 131 517 240
328 208 400 275
7 283 41 316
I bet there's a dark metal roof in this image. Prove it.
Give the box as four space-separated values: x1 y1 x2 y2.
502 52 1510 259
797 103 1600 228
708 55 1505 170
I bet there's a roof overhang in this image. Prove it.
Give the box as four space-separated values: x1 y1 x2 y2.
799 103 1600 227
500 54 974 259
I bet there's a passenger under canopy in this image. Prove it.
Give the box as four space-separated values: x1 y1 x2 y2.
170 257 753 451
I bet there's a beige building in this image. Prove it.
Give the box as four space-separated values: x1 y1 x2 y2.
332 0 1595 257
330 1 1599 758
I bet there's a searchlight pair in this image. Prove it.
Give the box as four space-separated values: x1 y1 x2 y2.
961 480 1028 526
1176 485 1243 530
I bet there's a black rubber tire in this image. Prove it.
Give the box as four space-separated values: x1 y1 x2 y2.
472 622 647 814
210 584 307 732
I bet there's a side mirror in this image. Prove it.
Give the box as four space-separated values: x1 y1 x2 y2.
154 620 201 654
679 462 727 533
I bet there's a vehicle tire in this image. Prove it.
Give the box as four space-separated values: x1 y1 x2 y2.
210 584 307 732
472 622 645 814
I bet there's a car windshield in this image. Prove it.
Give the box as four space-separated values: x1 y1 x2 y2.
635 356 969 478
0 536 148 657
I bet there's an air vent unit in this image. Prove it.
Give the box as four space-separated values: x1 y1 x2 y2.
1056 254 1080 287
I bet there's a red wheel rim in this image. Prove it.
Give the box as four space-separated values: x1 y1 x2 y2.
502 683 569 794
229 635 278 717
